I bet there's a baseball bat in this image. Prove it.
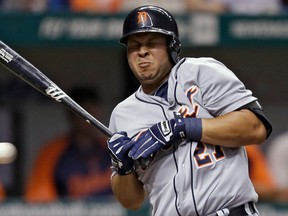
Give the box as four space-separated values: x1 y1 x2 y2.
0 40 113 137
0 41 152 169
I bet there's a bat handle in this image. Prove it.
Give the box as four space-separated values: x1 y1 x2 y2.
139 154 155 170
92 121 113 137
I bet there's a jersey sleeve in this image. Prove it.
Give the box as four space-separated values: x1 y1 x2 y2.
108 108 117 133
108 103 126 134
180 58 257 117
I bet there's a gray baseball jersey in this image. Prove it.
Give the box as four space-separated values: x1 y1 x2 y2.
109 57 258 216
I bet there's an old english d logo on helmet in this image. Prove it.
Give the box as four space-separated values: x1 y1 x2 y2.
137 11 153 27
120 5 181 64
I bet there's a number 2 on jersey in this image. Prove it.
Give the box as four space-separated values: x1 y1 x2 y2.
194 142 226 168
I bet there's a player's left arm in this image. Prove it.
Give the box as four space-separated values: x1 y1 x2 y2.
201 100 272 148
129 101 271 159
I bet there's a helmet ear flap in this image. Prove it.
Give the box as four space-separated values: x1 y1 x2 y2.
169 36 181 64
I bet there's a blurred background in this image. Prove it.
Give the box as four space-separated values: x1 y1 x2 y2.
0 0 288 215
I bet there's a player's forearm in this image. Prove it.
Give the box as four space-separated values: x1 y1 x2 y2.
111 172 145 210
201 109 267 147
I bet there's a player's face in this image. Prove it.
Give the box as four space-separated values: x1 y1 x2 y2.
126 33 173 94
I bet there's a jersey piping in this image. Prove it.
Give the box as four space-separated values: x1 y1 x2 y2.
173 58 200 216
135 91 183 215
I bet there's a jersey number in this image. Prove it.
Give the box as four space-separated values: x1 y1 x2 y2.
194 142 226 168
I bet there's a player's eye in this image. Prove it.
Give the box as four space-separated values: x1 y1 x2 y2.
147 39 166 48
127 43 140 52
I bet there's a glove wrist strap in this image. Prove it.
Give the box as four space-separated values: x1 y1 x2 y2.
173 112 187 138
184 118 202 141
111 157 135 176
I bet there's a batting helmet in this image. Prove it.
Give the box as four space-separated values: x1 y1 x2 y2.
120 5 181 64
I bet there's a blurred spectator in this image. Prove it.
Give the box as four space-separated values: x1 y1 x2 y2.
22 0 69 12
1 0 285 13
246 145 277 202
282 0 288 11
24 86 112 202
48 0 69 11
246 145 288 203
120 0 282 15
120 0 186 14
0 0 26 11
23 0 47 12
4 0 69 13
20 0 122 13
267 131 288 202
186 0 227 13
186 0 282 15
0 181 6 201
70 0 122 13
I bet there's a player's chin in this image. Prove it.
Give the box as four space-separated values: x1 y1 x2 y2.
137 73 156 83
139 78 159 88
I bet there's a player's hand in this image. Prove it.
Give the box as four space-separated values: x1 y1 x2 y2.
107 131 135 175
129 113 186 160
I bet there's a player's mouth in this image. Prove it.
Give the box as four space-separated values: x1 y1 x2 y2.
138 62 151 69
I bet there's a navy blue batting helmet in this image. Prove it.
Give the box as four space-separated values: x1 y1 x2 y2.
120 5 181 64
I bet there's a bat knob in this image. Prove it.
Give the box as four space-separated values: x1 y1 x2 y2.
138 153 155 170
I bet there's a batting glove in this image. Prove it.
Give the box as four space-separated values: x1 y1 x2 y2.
107 131 135 175
129 113 187 160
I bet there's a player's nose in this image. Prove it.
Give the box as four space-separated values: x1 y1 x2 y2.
138 46 149 57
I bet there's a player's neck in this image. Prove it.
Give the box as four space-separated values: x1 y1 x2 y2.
141 77 169 95
142 85 158 94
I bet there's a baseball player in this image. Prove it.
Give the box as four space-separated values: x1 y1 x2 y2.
107 5 272 216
